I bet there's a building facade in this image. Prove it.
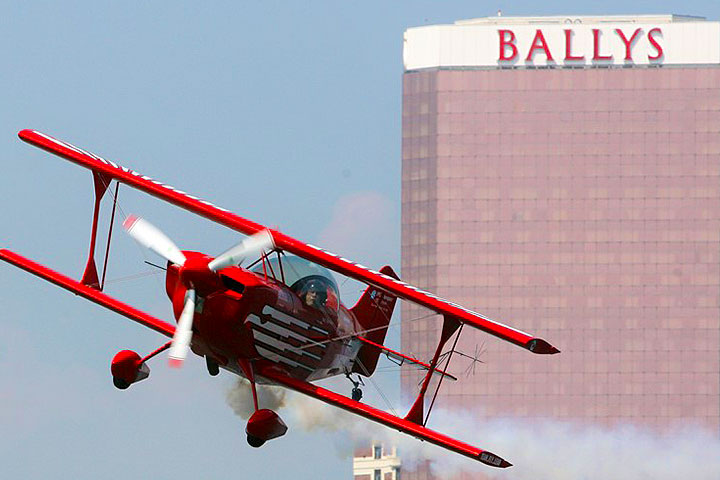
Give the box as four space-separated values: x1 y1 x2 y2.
353 443 402 480
400 14 720 477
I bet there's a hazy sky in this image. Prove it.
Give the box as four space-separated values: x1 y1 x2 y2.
1 2 719 478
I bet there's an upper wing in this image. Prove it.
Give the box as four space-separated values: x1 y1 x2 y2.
256 363 511 468
19 129 558 354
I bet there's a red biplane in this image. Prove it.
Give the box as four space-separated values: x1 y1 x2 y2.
1 129 559 468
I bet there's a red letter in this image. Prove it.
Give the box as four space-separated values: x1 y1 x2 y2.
648 28 664 60
592 29 613 61
564 29 584 61
525 29 553 61
615 28 642 60
498 29 517 61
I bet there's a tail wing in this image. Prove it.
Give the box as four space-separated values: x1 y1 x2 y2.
350 265 398 376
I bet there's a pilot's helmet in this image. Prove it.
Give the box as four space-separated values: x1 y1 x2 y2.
303 279 327 304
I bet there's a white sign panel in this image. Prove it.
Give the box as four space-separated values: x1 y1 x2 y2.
404 19 720 70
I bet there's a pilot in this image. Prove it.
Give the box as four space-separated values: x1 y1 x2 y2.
302 280 326 309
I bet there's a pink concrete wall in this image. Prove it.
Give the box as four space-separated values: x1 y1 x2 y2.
401 67 720 442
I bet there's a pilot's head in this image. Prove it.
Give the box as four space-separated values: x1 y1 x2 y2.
303 280 326 308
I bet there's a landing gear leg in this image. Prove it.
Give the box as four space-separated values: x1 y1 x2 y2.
238 358 259 412
238 359 288 447
206 356 220 376
346 373 364 402
238 358 262 448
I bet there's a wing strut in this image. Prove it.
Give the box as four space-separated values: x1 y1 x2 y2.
404 315 461 425
80 171 112 289
99 181 120 290
424 324 463 426
80 171 119 291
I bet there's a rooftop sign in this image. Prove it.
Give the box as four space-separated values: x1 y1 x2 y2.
403 15 720 70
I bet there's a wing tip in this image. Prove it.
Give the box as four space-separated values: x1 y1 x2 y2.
478 451 512 468
18 129 35 141
527 338 561 355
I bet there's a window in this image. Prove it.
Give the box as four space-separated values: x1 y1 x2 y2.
253 255 340 314
373 445 382 459
374 469 381 480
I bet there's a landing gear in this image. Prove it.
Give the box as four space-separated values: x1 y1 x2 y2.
113 377 130 390
238 359 288 447
346 373 364 402
206 356 220 376
110 343 170 390
246 409 287 447
111 350 150 390
247 434 265 448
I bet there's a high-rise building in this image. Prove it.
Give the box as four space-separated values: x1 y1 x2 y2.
400 14 720 474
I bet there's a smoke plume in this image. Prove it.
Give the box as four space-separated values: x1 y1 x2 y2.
226 378 287 420
226 379 720 479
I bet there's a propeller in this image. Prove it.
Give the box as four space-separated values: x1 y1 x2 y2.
123 215 275 368
123 215 187 266
207 229 275 272
168 289 195 368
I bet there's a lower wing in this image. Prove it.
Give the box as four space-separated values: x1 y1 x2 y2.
0 248 510 468
257 363 512 469
0 249 175 338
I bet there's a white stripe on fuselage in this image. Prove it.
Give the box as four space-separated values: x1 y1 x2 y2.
254 345 313 372
261 305 329 336
251 329 322 362
247 314 325 353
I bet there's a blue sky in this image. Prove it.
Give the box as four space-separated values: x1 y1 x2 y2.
1 2 719 478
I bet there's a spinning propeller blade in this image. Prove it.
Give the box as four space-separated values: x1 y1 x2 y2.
208 229 275 272
122 216 272 368
168 289 195 368
123 215 187 266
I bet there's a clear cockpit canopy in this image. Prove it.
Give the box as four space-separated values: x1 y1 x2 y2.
252 255 339 313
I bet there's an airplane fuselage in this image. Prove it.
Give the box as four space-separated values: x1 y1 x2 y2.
166 252 361 383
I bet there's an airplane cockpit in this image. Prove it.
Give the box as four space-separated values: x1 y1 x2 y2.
252 255 340 314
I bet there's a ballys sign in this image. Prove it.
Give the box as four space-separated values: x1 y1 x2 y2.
498 28 663 63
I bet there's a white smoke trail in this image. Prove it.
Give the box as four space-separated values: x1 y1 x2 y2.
422 411 720 480
226 379 720 479
225 378 287 420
